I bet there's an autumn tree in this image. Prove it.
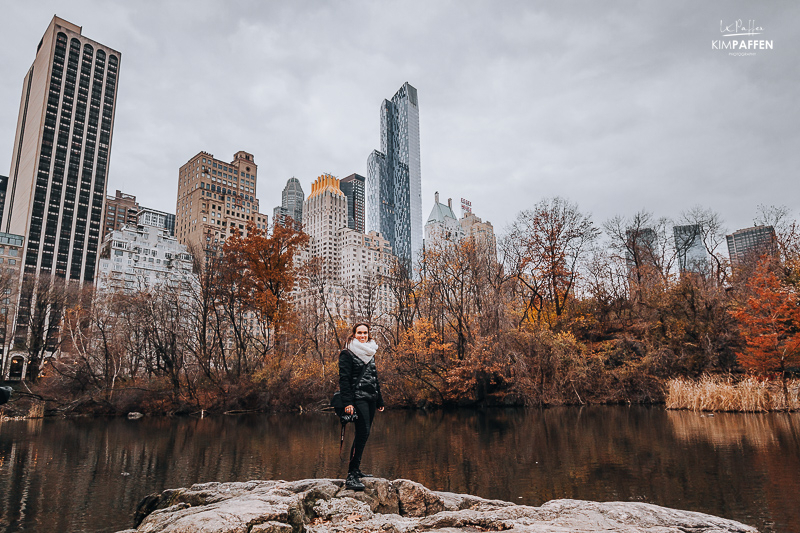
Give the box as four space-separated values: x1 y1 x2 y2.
224 222 309 344
733 258 800 403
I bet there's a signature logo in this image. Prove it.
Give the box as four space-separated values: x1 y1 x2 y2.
713 19 772 55
720 19 763 37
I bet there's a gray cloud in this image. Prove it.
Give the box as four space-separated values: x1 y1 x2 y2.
1 0 797 240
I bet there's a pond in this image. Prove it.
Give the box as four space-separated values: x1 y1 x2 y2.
1 406 798 532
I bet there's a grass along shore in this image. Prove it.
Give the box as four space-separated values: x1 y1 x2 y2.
666 375 800 412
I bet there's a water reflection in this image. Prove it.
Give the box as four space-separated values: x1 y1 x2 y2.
1 406 797 532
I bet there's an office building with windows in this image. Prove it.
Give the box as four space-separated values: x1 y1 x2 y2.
3 16 121 283
726 225 776 266
340 173 366 234
296 174 395 321
302 174 348 281
424 192 463 243
366 82 422 270
273 177 304 231
0 233 24 380
103 189 139 239
97 208 193 294
0 176 7 223
673 224 709 275
175 150 268 254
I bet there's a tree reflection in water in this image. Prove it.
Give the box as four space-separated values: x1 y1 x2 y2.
0 406 797 533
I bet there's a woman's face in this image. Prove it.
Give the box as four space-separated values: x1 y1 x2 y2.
355 326 369 343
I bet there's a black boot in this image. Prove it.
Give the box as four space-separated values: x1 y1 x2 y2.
345 471 365 491
354 470 374 479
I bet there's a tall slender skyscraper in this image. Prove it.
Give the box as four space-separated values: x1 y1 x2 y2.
282 177 304 224
366 82 421 270
340 173 365 233
273 177 304 231
4 16 121 283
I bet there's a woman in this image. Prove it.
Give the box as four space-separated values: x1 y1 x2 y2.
338 322 384 491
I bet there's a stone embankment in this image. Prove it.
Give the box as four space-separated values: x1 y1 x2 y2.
118 478 757 533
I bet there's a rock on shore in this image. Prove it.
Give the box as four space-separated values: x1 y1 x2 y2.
118 478 757 533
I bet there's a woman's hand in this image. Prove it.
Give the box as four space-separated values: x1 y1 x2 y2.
345 405 355 415
378 407 385 412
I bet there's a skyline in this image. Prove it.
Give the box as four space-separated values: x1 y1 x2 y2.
1 1 798 243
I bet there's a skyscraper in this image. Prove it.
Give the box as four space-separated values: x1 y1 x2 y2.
273 177 304 230
673 224 708 275
4 16 121 283
296 173 395 321
0 176 7 224
367 82 422 270
282 177 304 224
726 225 776 266
340 173 365 233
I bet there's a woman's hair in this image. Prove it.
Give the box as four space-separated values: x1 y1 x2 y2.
346 322 371 346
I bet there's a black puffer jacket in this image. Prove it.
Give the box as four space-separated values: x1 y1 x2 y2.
338 349 384 407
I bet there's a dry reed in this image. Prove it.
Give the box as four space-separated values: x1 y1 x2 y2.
666 375 800 412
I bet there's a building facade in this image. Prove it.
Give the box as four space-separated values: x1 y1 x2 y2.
140 206 175 237
424 192 497 263
424 192 463 243
0 176 7 224
273 177 304 231
282 177 304 227
726 225 776 266
0 233 24 380
460 211 497 261
337 228 395 319
3 16 121 283
366 82 422 270
297 174 395 321
175 151 268 254
302 174 348 281
103 189 139 239
97 208 193 294
340 173 366 234
673 224 709 275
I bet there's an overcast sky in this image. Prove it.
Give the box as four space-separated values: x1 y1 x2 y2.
1 1 798 240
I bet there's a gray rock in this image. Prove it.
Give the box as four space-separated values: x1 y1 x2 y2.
127 412 144 419
119 478 758 533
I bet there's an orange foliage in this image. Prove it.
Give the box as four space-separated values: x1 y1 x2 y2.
224 223 309 333
387 318 455 405
733 259 800 380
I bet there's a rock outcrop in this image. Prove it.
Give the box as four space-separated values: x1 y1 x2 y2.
118 478 757 533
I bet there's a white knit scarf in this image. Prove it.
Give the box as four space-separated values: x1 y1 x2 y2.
348 338 378 364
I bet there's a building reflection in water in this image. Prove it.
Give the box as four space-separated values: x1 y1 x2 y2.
0 406 798 532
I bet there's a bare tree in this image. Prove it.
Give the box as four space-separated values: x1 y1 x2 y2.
679 205 729 284
507 197 599 327
15 275 75 382
604 210 675 303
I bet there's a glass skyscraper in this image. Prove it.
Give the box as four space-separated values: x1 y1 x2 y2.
281 177 304 225
340 173 365 234
273 177 304 231
367 82 421 270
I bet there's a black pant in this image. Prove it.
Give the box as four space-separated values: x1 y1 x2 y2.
348 400 375 474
